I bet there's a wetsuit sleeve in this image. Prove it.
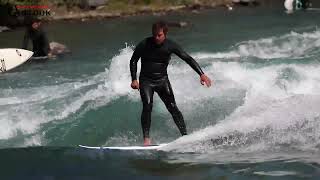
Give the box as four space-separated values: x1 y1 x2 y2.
22 29 29 49
130 41 144 81
170 41 204 76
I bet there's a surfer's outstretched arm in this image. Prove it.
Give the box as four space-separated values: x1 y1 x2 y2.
171 41 204 76
170 41 212 87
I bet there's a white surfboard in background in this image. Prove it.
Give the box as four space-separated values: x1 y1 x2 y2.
284 0 294 12
284 0 315 13
0 48 33 73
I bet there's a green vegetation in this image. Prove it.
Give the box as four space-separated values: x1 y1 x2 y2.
4 0 230 11
100 0 190 14
1 0 230 23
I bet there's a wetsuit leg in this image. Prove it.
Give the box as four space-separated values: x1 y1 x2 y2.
156 79 187 136
139 81 154 138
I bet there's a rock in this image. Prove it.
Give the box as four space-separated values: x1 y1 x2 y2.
96 5 105 10
232 0 259 6
79 0 109 10
167 21 189 28
226 4 234 10
188 3 202 10
192 9 200 13
49 42 70 55
0 26 10 32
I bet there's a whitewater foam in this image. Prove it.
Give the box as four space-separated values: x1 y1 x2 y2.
1 30 320 150
161 62 320 153
192 30 320 60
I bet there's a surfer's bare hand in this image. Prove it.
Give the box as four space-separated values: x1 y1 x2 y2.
200 74 212 87
131 80 140 90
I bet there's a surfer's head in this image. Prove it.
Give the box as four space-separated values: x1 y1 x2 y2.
152 21 168 45
29 18 41 30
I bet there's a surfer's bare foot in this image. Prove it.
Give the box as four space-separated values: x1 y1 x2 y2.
143 138 151 146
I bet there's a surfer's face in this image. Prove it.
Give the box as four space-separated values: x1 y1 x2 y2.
153 29 166 45
32 22 41 30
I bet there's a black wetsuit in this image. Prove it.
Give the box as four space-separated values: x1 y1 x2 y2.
130 37 204 138
22 27 50 57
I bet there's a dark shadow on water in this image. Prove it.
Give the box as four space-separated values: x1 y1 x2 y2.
0 146 319 179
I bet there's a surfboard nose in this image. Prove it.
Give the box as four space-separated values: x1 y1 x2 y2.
18 49 34 60
0 48 34 72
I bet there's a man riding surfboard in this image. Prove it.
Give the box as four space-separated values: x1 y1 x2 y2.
130 21 212 146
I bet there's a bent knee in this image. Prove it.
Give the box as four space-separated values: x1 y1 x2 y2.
166 102 179 111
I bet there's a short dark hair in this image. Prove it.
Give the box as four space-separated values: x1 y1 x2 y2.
152 21 168 36
25 17 41 27
30 17 41 24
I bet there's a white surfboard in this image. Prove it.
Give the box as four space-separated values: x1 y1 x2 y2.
284 0 294 12
30 56 48 60
0 48 33 73
284 0 312 12
78 143 168 150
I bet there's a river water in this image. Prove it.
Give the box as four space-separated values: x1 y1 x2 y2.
0 5 320 179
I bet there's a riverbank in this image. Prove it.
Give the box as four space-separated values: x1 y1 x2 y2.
1 0 263 27
1 7 320 179
48 0 235 21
